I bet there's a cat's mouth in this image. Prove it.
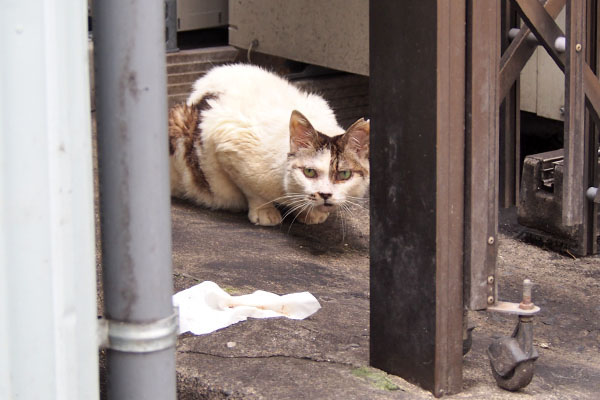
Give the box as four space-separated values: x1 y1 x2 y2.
316 202 336 213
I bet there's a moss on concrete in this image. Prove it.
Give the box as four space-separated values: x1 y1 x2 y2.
351 366 400 391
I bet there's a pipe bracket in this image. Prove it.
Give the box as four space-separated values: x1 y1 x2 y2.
98 308 179 353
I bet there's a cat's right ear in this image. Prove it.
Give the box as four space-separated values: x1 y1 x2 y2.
289 110 317 152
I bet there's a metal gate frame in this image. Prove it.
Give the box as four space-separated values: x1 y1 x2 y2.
499 0 599 255
370 0 598 396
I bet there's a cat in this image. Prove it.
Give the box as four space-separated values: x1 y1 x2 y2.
168 64 369 226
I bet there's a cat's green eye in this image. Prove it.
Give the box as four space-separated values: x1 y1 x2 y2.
337 170 352 181
303 168 317 178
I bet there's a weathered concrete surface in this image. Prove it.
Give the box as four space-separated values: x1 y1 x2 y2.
96 180 600 399
93 107 599 398
169 198 600 399
170 198 404 399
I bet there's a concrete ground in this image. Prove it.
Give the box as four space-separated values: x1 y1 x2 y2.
92 111 599 398
165 197 600 399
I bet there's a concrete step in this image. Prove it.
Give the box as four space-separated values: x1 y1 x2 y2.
167 61 217 75
166 46 238 65
168 94 189 108
168 83 194 96
168 71 205 85
166 46 238 76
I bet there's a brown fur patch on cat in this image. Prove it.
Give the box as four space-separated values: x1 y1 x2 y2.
168 93 218 192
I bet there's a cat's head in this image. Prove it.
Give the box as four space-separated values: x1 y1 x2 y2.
284 110 369 214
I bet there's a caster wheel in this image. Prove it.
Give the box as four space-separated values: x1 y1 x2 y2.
491 360 535 391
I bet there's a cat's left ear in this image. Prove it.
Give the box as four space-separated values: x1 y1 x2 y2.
344 118 370 159
289 110 318 152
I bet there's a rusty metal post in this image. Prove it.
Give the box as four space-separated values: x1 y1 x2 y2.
589 0 599 255
564 0 587 229
499 0 521 208
465 0 501 310
564 0 598 255
370 0 465 396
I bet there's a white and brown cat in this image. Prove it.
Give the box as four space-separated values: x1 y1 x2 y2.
168 64 369 226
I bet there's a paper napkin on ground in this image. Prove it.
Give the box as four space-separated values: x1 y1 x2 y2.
173 281 322 335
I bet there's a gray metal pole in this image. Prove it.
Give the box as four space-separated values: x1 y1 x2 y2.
93 0 176 398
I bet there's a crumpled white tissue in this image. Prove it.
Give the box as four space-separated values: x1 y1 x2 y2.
172 281 322 335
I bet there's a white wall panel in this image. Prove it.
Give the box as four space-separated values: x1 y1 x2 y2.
0 0 99 398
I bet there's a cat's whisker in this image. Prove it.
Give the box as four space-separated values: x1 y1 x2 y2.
286 202 312 233
338 207 347 243
281 206 304 223
340 202 358 219
277 193 309 201
339 202 360 242
343 196 368 203
281 200 311 222
255 194 307 210
281 198 310 208
282 197 311 212
275 195 313 210
344 196 369 204
281 206 302 222
342 199 368 210
342 203 352 230
254 198 279 210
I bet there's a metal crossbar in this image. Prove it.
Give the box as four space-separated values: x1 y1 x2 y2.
515 0 567 69
498 0 598 254
499 0 565 101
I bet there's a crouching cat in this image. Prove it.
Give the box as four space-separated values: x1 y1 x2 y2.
168 64 369 226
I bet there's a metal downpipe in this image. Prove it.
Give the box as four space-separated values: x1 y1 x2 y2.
93 0 176 398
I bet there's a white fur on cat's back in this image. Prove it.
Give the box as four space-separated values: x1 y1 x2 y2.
188 64 344 138
178 65 346 224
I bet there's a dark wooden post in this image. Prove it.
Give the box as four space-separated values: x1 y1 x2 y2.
369 1 465 396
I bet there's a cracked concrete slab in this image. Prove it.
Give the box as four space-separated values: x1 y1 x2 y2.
168 199 600 399
169 198 410 399
95 143 600 398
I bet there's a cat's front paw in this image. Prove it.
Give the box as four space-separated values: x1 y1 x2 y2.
249 206 282 226
297 210 329 225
